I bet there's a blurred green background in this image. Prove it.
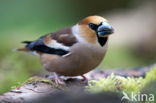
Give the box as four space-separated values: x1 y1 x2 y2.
0 0 156 93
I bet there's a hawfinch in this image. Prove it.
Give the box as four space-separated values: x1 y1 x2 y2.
17 16 114 84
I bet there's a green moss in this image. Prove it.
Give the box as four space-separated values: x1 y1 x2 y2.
144 65 156 84
87 64 156 95
87 74 144 94
20 76 65 89
22 76 53 85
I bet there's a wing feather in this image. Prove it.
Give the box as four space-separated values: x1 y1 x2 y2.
19 27 77 56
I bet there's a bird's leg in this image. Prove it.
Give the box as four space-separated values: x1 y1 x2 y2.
81 75 88 81
53 73 66 85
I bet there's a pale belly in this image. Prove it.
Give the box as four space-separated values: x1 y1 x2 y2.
40 43 108 76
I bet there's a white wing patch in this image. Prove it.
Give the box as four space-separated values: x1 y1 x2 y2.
72 24 87 43
46 40 70 51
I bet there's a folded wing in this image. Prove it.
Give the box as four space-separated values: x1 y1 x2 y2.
18 27 77 56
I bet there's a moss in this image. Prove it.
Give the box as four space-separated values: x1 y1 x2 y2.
87 74 144 94
144 65 156 84
23 76 54 85
87 64 156 95
12 76 65 89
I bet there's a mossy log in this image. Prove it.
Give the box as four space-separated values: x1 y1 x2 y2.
0 64 155 103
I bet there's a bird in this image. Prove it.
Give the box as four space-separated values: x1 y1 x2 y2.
17 16 114 84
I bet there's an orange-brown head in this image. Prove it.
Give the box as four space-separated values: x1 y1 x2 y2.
76 16 114 46
79 16 107 25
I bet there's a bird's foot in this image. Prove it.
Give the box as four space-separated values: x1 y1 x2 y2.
53 73 66 85
54 77 66 85
46 73 66 85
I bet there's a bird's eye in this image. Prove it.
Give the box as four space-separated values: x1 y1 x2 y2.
88 23 98 30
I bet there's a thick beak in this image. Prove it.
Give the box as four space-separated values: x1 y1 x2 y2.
97 22 114 37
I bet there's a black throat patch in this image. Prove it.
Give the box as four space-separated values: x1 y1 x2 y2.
97 37 108 47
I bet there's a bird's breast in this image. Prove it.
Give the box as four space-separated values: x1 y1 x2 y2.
40 43 108 76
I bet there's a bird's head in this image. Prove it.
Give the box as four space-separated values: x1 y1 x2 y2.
75 16 114 46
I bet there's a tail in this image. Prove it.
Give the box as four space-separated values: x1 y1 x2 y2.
15 41 32 52
21 41 32 44
15 48 31 52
